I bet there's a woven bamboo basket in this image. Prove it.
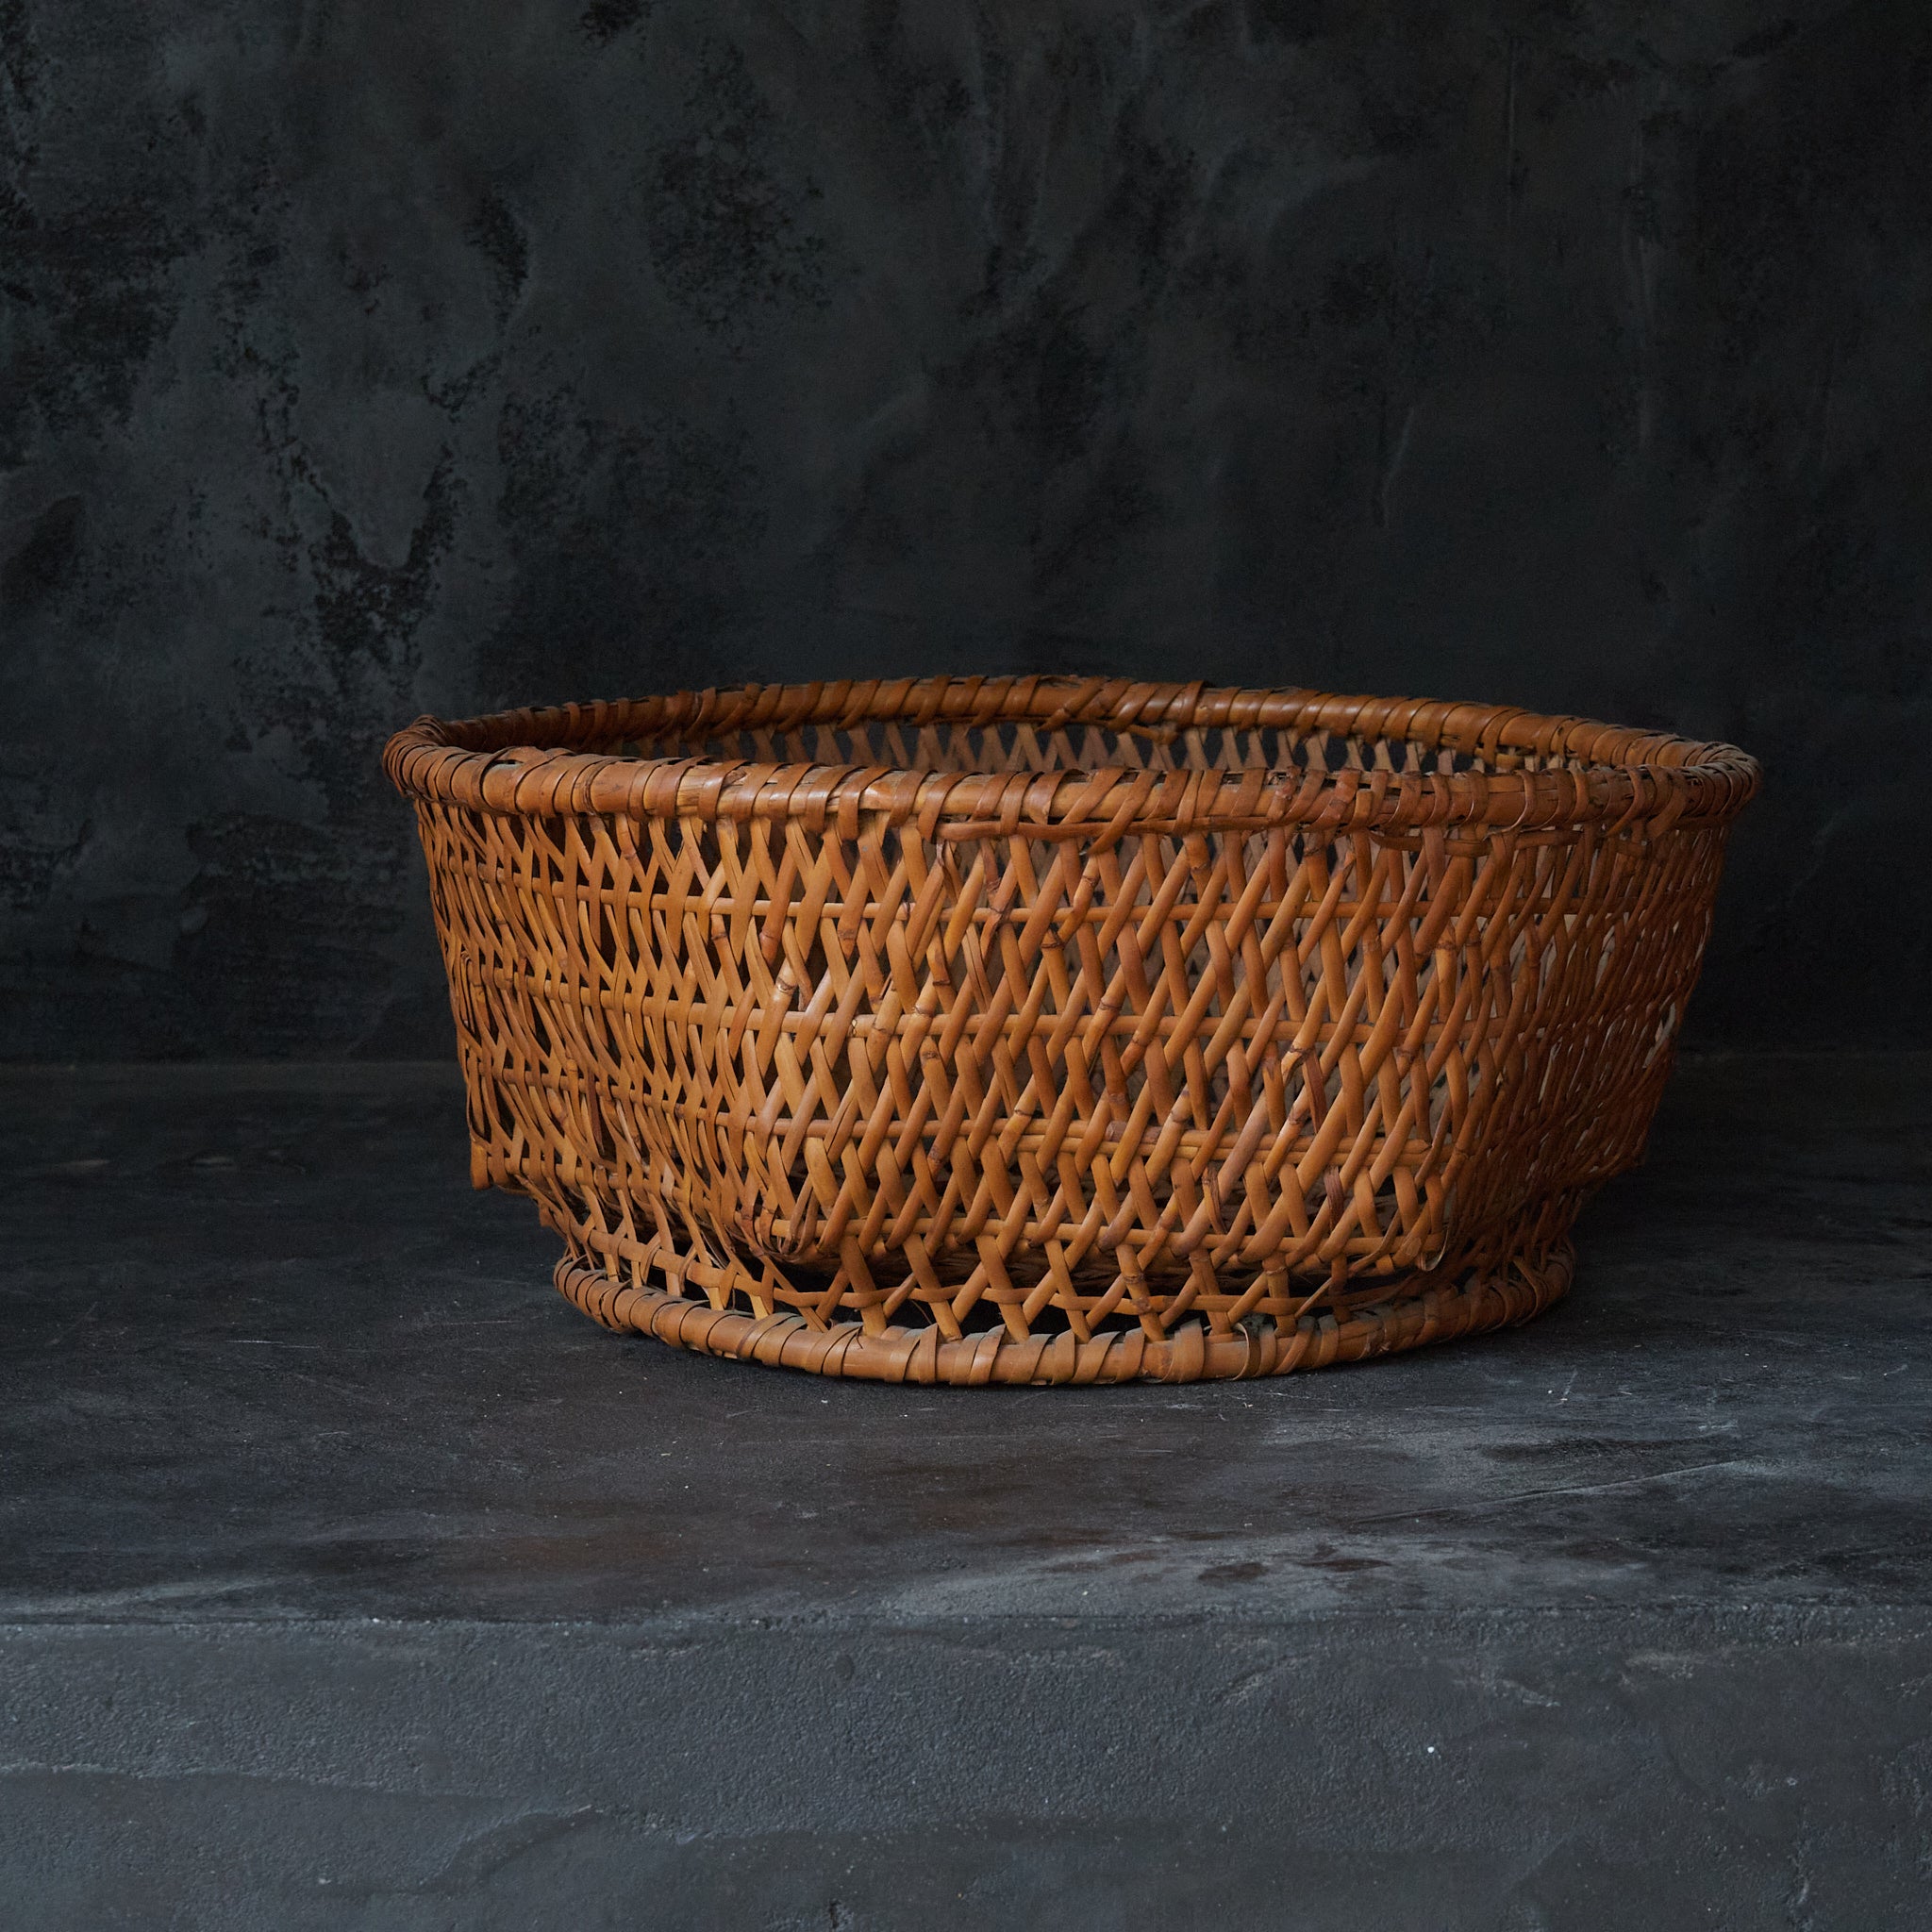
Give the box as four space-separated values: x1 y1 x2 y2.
386 676 1757 1387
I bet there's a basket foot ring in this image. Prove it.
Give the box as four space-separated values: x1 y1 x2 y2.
550 1245 1574 1387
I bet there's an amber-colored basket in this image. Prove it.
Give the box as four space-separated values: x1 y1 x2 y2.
385 676 1757 1387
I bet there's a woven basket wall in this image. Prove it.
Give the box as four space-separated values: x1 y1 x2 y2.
385 676 1758 1387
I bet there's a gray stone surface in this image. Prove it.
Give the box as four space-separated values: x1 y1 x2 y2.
2 1053 1928 1925
3 0 1929 1058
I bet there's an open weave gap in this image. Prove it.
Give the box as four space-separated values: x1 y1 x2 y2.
385 676 1757 1383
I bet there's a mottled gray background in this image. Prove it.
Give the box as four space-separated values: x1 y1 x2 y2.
2 0 1925 1058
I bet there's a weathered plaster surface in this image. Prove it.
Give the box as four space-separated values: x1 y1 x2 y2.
2 1 1926 1053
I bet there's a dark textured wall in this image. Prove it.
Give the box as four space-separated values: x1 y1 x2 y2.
2 0 1926 1058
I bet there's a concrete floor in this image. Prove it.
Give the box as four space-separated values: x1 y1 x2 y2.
3 1055 1928 1928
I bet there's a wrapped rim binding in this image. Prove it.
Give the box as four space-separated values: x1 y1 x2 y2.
386 675 1758 1386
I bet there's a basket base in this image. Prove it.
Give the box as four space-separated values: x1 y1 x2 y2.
552 1244 1573 1387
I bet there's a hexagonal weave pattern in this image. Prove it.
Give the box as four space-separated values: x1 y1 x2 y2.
385 677 1757 1385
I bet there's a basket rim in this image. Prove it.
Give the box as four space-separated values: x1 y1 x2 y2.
383 675 1759 838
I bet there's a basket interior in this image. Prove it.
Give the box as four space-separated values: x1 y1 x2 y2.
603 714 1594 780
